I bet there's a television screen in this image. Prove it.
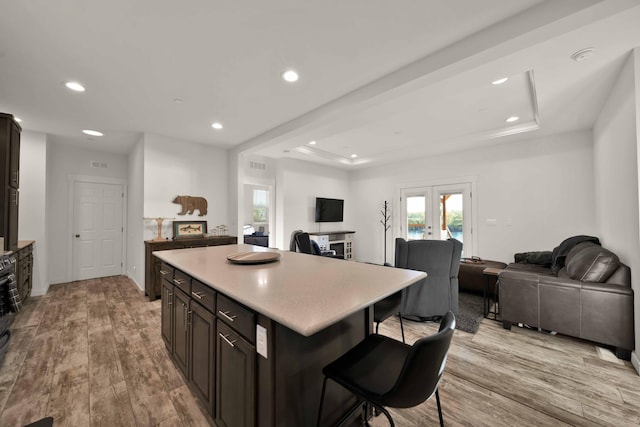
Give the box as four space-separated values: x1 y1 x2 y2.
315 198 344 222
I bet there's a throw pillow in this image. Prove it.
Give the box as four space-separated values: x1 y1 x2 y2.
565 242 619 282
551 235 601 273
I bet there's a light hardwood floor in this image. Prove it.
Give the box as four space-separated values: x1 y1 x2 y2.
0 275 639 426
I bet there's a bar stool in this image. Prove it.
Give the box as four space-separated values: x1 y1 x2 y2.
316 312 456 427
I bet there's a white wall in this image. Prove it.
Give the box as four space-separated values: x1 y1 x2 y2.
276 158 352 250
46 142 128 284
143 134 229 239
18 131 48 296
126 137 145 289
351 130 597 264
593 49 640 368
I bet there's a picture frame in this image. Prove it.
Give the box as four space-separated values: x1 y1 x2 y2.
173 220 208 239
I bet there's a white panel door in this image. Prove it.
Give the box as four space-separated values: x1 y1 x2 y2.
72 181 123 280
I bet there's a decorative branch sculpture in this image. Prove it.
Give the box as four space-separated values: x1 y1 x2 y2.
380 200 391 265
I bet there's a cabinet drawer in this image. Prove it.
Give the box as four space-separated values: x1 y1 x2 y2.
217 294 255 344
159 263 174 281
173 269 191 295
191 279 216 313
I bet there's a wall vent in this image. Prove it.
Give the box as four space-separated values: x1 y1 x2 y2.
249 161 266 171
90 161 108 168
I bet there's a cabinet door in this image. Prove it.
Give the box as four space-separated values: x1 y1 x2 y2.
190 301 216 416
7 188 18 250
173 288 190 377
9 121 20 188
216 321 255 427
161 280 174 350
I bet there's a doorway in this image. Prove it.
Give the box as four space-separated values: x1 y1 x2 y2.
70 180 125 280
243 183 274 247
399 182 474 256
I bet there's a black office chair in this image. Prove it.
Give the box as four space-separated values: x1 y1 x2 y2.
293 232 343 259
373 290 405 343
317 312 456 427
294 232 315 254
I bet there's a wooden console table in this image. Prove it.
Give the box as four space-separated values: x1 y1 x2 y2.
144 236 236 300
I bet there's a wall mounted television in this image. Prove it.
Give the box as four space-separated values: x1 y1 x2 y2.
315 197 344 222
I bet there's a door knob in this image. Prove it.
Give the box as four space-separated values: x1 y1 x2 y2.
75 234 80 238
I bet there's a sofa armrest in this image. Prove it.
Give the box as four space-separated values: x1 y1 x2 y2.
498 270 540 327
581 281 633 295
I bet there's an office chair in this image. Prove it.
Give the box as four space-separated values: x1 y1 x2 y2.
293 232 343 258
373 290 405 343
317 312 456 427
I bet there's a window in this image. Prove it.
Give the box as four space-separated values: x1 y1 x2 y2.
253 189 268 223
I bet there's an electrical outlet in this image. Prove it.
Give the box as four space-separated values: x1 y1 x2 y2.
256 324 268 358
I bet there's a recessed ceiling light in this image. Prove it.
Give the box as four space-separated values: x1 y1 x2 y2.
571 47 595 62
14 117 22 123
492 77 508 85
65 81 86 92
82 129 103 136
350 154 358 158
281 70 299 83
211 122 223 130
173 98 183 104
505 116 519 123
309 140 316 145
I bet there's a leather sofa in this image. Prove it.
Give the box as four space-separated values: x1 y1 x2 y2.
499 240 634 360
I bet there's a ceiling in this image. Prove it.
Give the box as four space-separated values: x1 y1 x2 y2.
1 1 640 169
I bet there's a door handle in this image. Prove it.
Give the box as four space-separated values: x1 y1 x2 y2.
219 333 236 348
75 234 80 238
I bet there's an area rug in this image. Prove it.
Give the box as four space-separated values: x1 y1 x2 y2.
456 291 485 334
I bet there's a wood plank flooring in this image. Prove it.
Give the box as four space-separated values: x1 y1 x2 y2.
0 275 639 426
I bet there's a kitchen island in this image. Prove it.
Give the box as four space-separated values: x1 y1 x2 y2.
155 244 426 427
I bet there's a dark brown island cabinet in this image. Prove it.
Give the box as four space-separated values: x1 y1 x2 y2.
145 236 237 300
155 245 425 427
160 261 256 424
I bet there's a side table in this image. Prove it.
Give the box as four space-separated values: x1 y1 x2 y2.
482 267 504 320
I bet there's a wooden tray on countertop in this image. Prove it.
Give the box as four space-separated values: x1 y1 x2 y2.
227 251 281 265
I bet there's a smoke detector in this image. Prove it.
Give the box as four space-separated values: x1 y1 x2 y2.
571 48 595 62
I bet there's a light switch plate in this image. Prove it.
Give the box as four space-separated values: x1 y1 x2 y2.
256 324 268 359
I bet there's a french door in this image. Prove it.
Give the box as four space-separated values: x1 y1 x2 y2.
400 182 473 256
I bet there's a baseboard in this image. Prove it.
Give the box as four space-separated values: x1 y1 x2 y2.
126 271 144 292
631 351 640 376
30 282 50 297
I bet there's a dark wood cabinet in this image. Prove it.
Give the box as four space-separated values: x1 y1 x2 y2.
15 241 33 302
0 112 21 251
160 258 218 419
161 279 174 349
216 320 255 427
7 189 19 254
144 236 236 301
190 300 216 415
173 287 191 377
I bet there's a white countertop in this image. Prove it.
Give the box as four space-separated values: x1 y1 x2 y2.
154 244 426 337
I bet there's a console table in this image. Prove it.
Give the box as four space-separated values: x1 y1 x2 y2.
144 236 236 300
309 230 355 260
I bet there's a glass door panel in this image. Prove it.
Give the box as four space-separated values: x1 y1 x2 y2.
407 196 426 240
400 182 473 255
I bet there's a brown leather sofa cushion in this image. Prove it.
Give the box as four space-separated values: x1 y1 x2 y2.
565 242 620 282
